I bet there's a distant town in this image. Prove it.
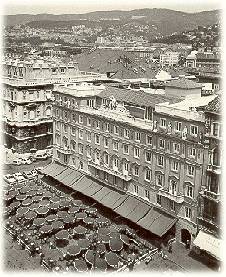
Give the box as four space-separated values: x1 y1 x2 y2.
2 7 222 273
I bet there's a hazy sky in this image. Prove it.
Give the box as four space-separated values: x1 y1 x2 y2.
2 0 221 15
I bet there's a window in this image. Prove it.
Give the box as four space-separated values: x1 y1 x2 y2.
23 92 26 100
145 151 151 162
185 207 192 219
86 147 91 158
175 121 182 132
134 185 139 195
186 186 193 198
113 157 119 171
104 137 109 148
96 120 100 129
156 195 162 205
170 200 175 211
71 140 76 150
145 169 151 181
169 180 177 195
105 123 110 132
95 134 100 145
95 151 100 164
123 144 129 155
124 129 129 138
133 165 139 176
87 117 91 126
190 125 198 136
135 132 141 142
87 99 94 108
79 115 83 124
87 131 91 142
157 155 164 166
113 176 117 185
156 174 163 187
187 165 195 176
171 160 179 172
212 122 221 137
145 190 150 200
114 125 119 134
104 153 109 165
72 113 76 122
173 143 180 153
64 124 68 133
124 162 129 173
78 129 83 139
78 144 84 155
113 141 119 151
159 139 165 149
160 118 166 128
95 169 100 177
189 147 196 157
147 135 152 145
104 172 109 181
134 147 140 159
79 161 83 170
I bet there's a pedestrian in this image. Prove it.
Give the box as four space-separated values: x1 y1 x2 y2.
168 241 172 253
186 239 190 250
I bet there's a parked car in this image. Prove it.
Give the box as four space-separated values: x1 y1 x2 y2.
20 157 32 165
13 172 27 183
34 152 48 160
3 174 17 184
22 171 35 180
12 158 22 166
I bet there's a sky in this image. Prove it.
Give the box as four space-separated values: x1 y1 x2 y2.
2 0 222 15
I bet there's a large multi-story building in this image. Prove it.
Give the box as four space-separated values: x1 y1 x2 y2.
194 95 221 262
160 51 180 67
51 83 218 248
1 58 104 155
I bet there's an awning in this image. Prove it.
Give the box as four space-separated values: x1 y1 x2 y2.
84 181 103 197
92 187 111 202
62 170 83 186
100 190 124 209
72 176 93 193
41 163 55 175
193 230 222 261
137 208 177 237
54 168 72 182
114 196 140 218
51 163 66 178
126 201 151 223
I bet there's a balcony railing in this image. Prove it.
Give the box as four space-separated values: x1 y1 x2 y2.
203 189 221 202
55 145 72 155
4 117 52 126
158 188 184 203
88 160 132 181
207 164 221 174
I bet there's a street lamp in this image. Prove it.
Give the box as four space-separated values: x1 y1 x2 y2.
92 220 99 270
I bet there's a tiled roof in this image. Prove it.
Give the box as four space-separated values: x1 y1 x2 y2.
205 95 221 114
165 77 202 89
97 86 182 108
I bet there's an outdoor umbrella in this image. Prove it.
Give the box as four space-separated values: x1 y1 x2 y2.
36 206 49 215
92 257 108 271
33 217 45 227
32 195 43 202
85 250 100 265
73 225 87 236
9 201 21 210
73 200 83 206
39 199 50 206
16 194 27 201
85 207 97 215
96 217 109 226
68 206 80 214
59 200 71 208
109 237 123 252
98 234 110 244
44 248 63 262
105 252 120 269
51 220 64 231
66 245 81 257
20 186 30 194
29 203 40 210
4 194 15 202
97 243 107 255
40 224 53 234
110 231 121 239
36 189 43 196
16 206 29 216
46 214 58 223
22 198 33 207
27 190 37 197
78 238 90 251
120 234 130 245
15 183 24 190
42 191 53 199
50 202 60 211
83 217 95 226
57 211 68 219
25 211 37 221
63 215 75 225
55 230 70 240
76 212 87 220
50 196 60 203
73 259 88 272
98 227 111 236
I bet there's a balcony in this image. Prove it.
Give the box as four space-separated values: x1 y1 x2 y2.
201 189 221 202
88 160 132 181
158 188 184 203
55 145 72 155
207 164 221 174
4 117 53 127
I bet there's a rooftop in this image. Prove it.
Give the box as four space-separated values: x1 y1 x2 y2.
165 77 203 89
205 95 221 114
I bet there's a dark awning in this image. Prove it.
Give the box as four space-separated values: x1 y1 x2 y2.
114 196 140 218
126 201 151 223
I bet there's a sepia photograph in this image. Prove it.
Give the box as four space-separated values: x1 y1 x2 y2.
0 0 223 274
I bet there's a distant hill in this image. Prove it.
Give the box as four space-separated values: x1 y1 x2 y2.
5 8 220 36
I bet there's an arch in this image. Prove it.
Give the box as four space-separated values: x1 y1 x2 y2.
181 229 191 244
